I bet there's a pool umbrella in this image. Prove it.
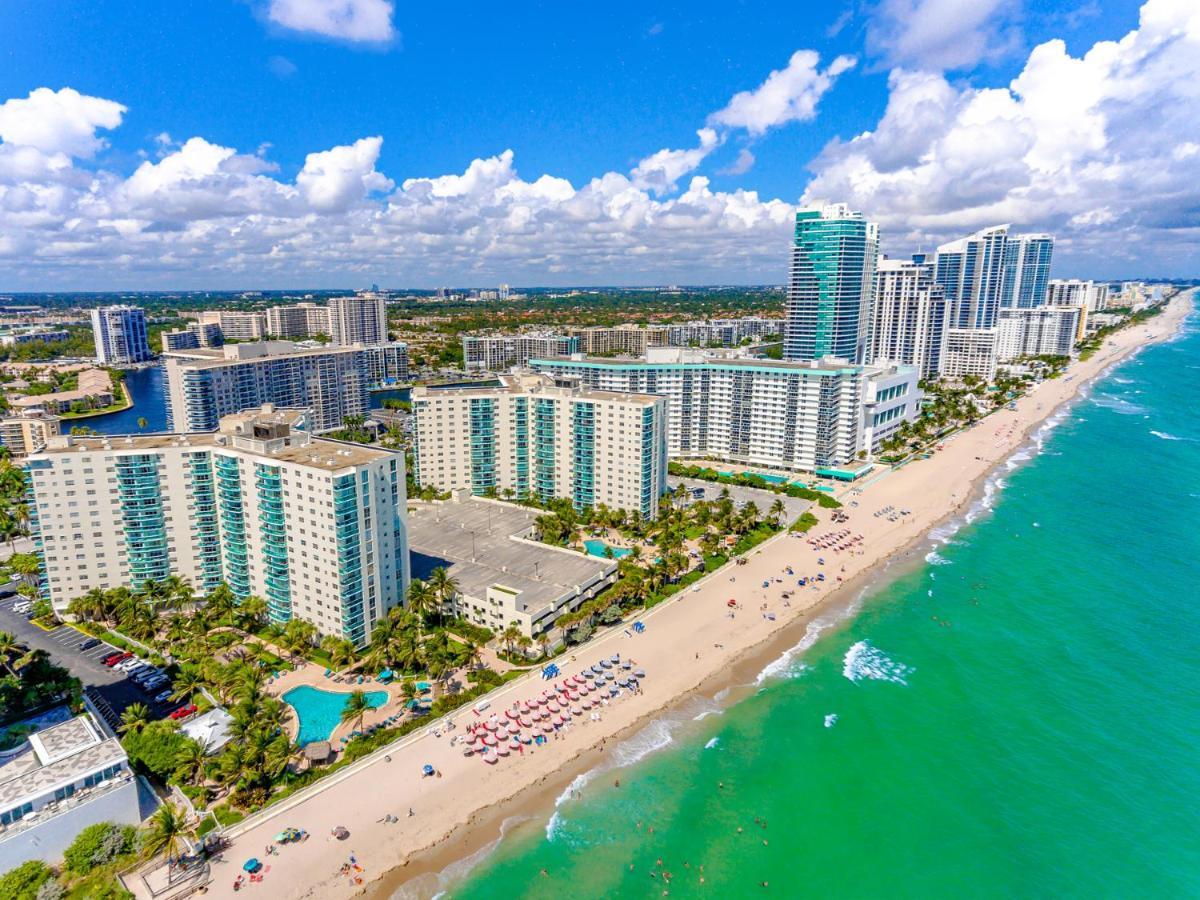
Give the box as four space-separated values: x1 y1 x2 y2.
244 859 262 873
422 764 435 776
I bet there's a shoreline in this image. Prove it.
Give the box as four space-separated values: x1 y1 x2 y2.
192 293 1192 900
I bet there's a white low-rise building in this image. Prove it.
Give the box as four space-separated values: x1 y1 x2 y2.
0 714 147 868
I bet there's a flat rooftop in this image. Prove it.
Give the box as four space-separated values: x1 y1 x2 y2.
531 353 867 376
0 714 126 810
413 372 662 405
33 430 396 469
406 498 616 616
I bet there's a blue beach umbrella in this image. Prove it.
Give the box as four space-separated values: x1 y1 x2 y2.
243 858 261 873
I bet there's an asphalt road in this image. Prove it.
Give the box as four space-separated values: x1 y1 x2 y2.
0 600 178 731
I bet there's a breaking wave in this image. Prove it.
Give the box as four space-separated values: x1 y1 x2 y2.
842 640 914 686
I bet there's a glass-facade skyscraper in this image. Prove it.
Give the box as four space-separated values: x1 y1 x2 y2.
1000 233 1054 309
784 204 878 363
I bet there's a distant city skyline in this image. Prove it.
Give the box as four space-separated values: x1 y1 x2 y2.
1 0 1196 289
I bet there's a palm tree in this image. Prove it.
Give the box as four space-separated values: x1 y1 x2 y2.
235 594 267 631
405 579 435 638
0 631 17 675
174 741 208 784
769 498 786 527
426 567 459 618
340 690 372 734
170 666 205 704
119 702 151 734
143 803 191 867
501 623 522 658
321 635 356 668
536 633 552 659
8 552 40 591
462 638 483 671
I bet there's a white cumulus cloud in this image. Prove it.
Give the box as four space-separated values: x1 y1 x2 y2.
709 51 857 136
865 0 1022 71
266 0 395 43
631 128 722 195
805 0 1200 271
0 87 125 157
297 136 392 212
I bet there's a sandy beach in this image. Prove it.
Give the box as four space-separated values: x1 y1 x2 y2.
193 294 1192 900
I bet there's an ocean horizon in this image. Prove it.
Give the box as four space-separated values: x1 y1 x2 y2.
406 307 1200 899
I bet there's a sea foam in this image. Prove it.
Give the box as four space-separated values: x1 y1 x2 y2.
842 640 914 686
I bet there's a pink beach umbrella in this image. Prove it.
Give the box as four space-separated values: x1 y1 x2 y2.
572 706 582 716
505 709 520 720
519 716 532 728
484 734 497 746
509 738 520 749
496 745 510 757
484 755 498 765
542 723 554 733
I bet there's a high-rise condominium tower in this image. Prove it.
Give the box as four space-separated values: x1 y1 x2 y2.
91 306 152 365
784 204 878 363
329 294 388 346
1001 233 1054 309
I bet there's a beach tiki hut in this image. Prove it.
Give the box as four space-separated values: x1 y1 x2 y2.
303 741 333 766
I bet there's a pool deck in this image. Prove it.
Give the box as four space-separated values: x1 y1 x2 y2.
267 663 432 752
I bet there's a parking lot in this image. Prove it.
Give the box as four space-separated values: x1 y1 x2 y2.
0 600 178 732
669 477 813 523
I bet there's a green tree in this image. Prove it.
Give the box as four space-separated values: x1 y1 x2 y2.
340 689 373 734
0 860 54 900
118 702 151 734
142 803 191 866
63 822 135 875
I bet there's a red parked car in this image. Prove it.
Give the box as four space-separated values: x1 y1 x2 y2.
103 652 132 667
169 704 197 721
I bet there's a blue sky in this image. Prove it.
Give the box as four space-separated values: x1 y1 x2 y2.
0 0 1194 289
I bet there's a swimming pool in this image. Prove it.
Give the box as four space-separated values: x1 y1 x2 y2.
283 685 389 746
583 539 632 560
754 473 789 484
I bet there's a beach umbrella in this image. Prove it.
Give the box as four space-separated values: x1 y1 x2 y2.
485 720 498 731
520 716 532 727
243 859 262 873
572 706 582 716
635 669 646 678
548 702 560 713
604 672 615 682
484 755 498 765
610 654 620 663
462 747 474 756
497 745 510 756
542 723 554 733
622 660 632 669
422 764 435 776
333 827 349 840
600 659 612 669
509 738 520 749
484 734 497 746
506 709 520 720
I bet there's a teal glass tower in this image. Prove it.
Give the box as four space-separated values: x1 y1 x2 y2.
784 204 878 363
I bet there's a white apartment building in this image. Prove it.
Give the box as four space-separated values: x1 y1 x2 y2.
0 328 70 347
0 714 144 869
0 413 60 459
996 307 1081 361
26 406 408 646
530 349 922 469
329 294 388 346
196 310 267 341
565 324 671 356
162 322 223 353
267 302 332 339
90 306 151 366
1047 279 1110 312
941 329 999 380
163 341 372 433
412 373 669 518
462 333 580 372
868 256 948 378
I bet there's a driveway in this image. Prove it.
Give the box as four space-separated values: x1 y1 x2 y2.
0 600 177 731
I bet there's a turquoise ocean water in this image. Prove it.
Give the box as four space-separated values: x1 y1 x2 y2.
420 310 1199 899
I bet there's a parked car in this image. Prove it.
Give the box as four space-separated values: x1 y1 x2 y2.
141 677 169 692
116 657 145 672
104 652 131 667
79 637 101 651
169 704 197 720
153 690 173 704
132 667 160 682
